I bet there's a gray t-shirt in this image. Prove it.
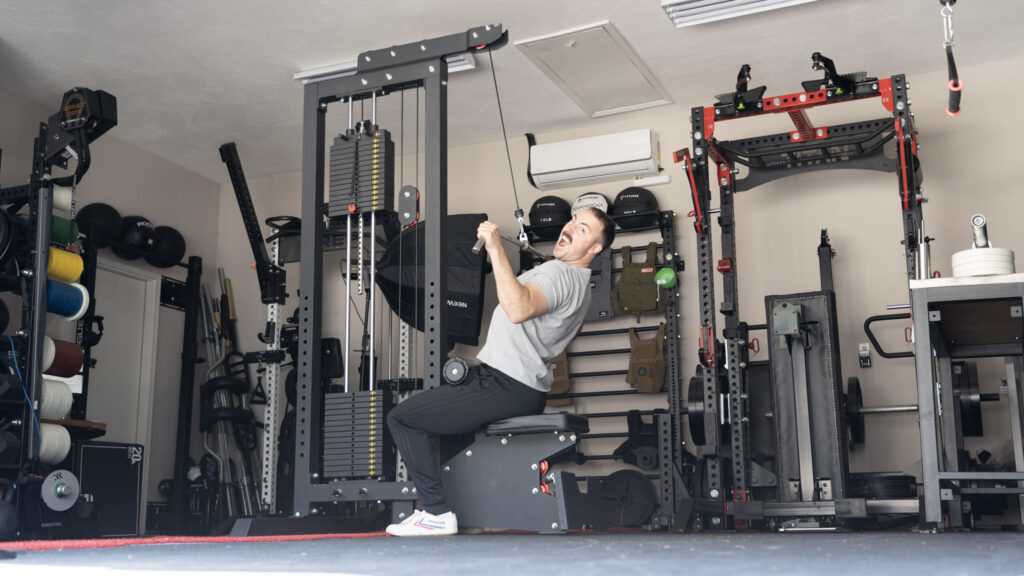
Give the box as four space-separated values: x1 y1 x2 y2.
477 259 592 392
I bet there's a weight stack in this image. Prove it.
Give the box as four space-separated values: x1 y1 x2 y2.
327 129 395 217
322 390 394 479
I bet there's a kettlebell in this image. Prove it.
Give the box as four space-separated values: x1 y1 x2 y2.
0 477 18 540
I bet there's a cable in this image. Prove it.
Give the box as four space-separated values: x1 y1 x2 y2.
487 49 528 246
7 334 43 444
488 48 521 212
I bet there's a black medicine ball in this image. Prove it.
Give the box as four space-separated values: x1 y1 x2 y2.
610 187 659 229
145 225 187 268
528 196 571 240
74 203 122 248
112 215 156 260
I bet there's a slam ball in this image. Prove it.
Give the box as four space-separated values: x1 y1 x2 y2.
145 225 187 268
74 203 122 248
112 216 156 260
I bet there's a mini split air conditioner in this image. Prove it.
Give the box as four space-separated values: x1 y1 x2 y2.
528 129 660 191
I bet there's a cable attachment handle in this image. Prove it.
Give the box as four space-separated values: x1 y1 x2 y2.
940 0 963 116
940 0 956 47
514 208 529 248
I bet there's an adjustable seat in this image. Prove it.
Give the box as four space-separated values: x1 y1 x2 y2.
484 413 589 436
442 413 589 533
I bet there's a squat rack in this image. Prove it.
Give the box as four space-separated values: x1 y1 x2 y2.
676 56 923 528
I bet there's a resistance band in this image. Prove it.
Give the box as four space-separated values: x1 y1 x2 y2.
40 378 74 420
47 280 90 321
47 246 84 283
42 336 85 378
51 215 80 245
38 422 71 465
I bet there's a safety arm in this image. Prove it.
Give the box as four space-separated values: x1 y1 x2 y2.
674 147 708 234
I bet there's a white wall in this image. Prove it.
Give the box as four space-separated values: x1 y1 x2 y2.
0 85 221 502
222 52 1024 484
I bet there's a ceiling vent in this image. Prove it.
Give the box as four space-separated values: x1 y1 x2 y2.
661 0 820 28
515 21 671 118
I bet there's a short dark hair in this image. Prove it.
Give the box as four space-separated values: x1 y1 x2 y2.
585 207 616 252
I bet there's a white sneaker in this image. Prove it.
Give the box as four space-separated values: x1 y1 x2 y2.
385 509 458 537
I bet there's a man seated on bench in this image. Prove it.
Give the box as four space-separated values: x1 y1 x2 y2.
385 207 615 537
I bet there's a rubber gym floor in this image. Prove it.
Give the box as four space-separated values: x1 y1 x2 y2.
2 530 1023 575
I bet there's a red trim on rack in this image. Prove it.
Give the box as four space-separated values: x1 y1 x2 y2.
787 109 816 142
679 148 704 234
703 107 717 138
700 324 715 368
896 117 910 210
708 145 731 186
878 78 894 112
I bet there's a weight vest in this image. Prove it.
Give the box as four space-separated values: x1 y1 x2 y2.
584 248 614 322
546 349 572 407
612 243 665 321
626 323 666 394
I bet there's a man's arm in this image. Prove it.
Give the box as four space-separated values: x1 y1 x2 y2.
477 221 550 324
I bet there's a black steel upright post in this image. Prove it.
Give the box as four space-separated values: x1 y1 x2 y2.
890 74 923 282
818 231 835 293
169 255 203 534
719 178 750 503
657 212 688 527
422 63 448 390
24 181 52 461
690 108 722 524
72 235 100 420
294 83 327 516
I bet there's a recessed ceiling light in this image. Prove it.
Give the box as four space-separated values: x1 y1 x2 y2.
516 21 672 118
661 0 820 28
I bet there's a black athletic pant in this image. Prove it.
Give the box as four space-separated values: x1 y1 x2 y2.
387 363 546 515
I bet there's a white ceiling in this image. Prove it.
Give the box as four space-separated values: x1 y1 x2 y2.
1 0 1021 183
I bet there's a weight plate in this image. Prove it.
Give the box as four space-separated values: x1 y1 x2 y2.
847 377 865 445
597 470 657 527
846 472 917 500
443 357 469 385
960 361 984 437
687 374 706 446
40 469 79 512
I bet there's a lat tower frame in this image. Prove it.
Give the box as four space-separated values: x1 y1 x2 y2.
291 24 508 520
